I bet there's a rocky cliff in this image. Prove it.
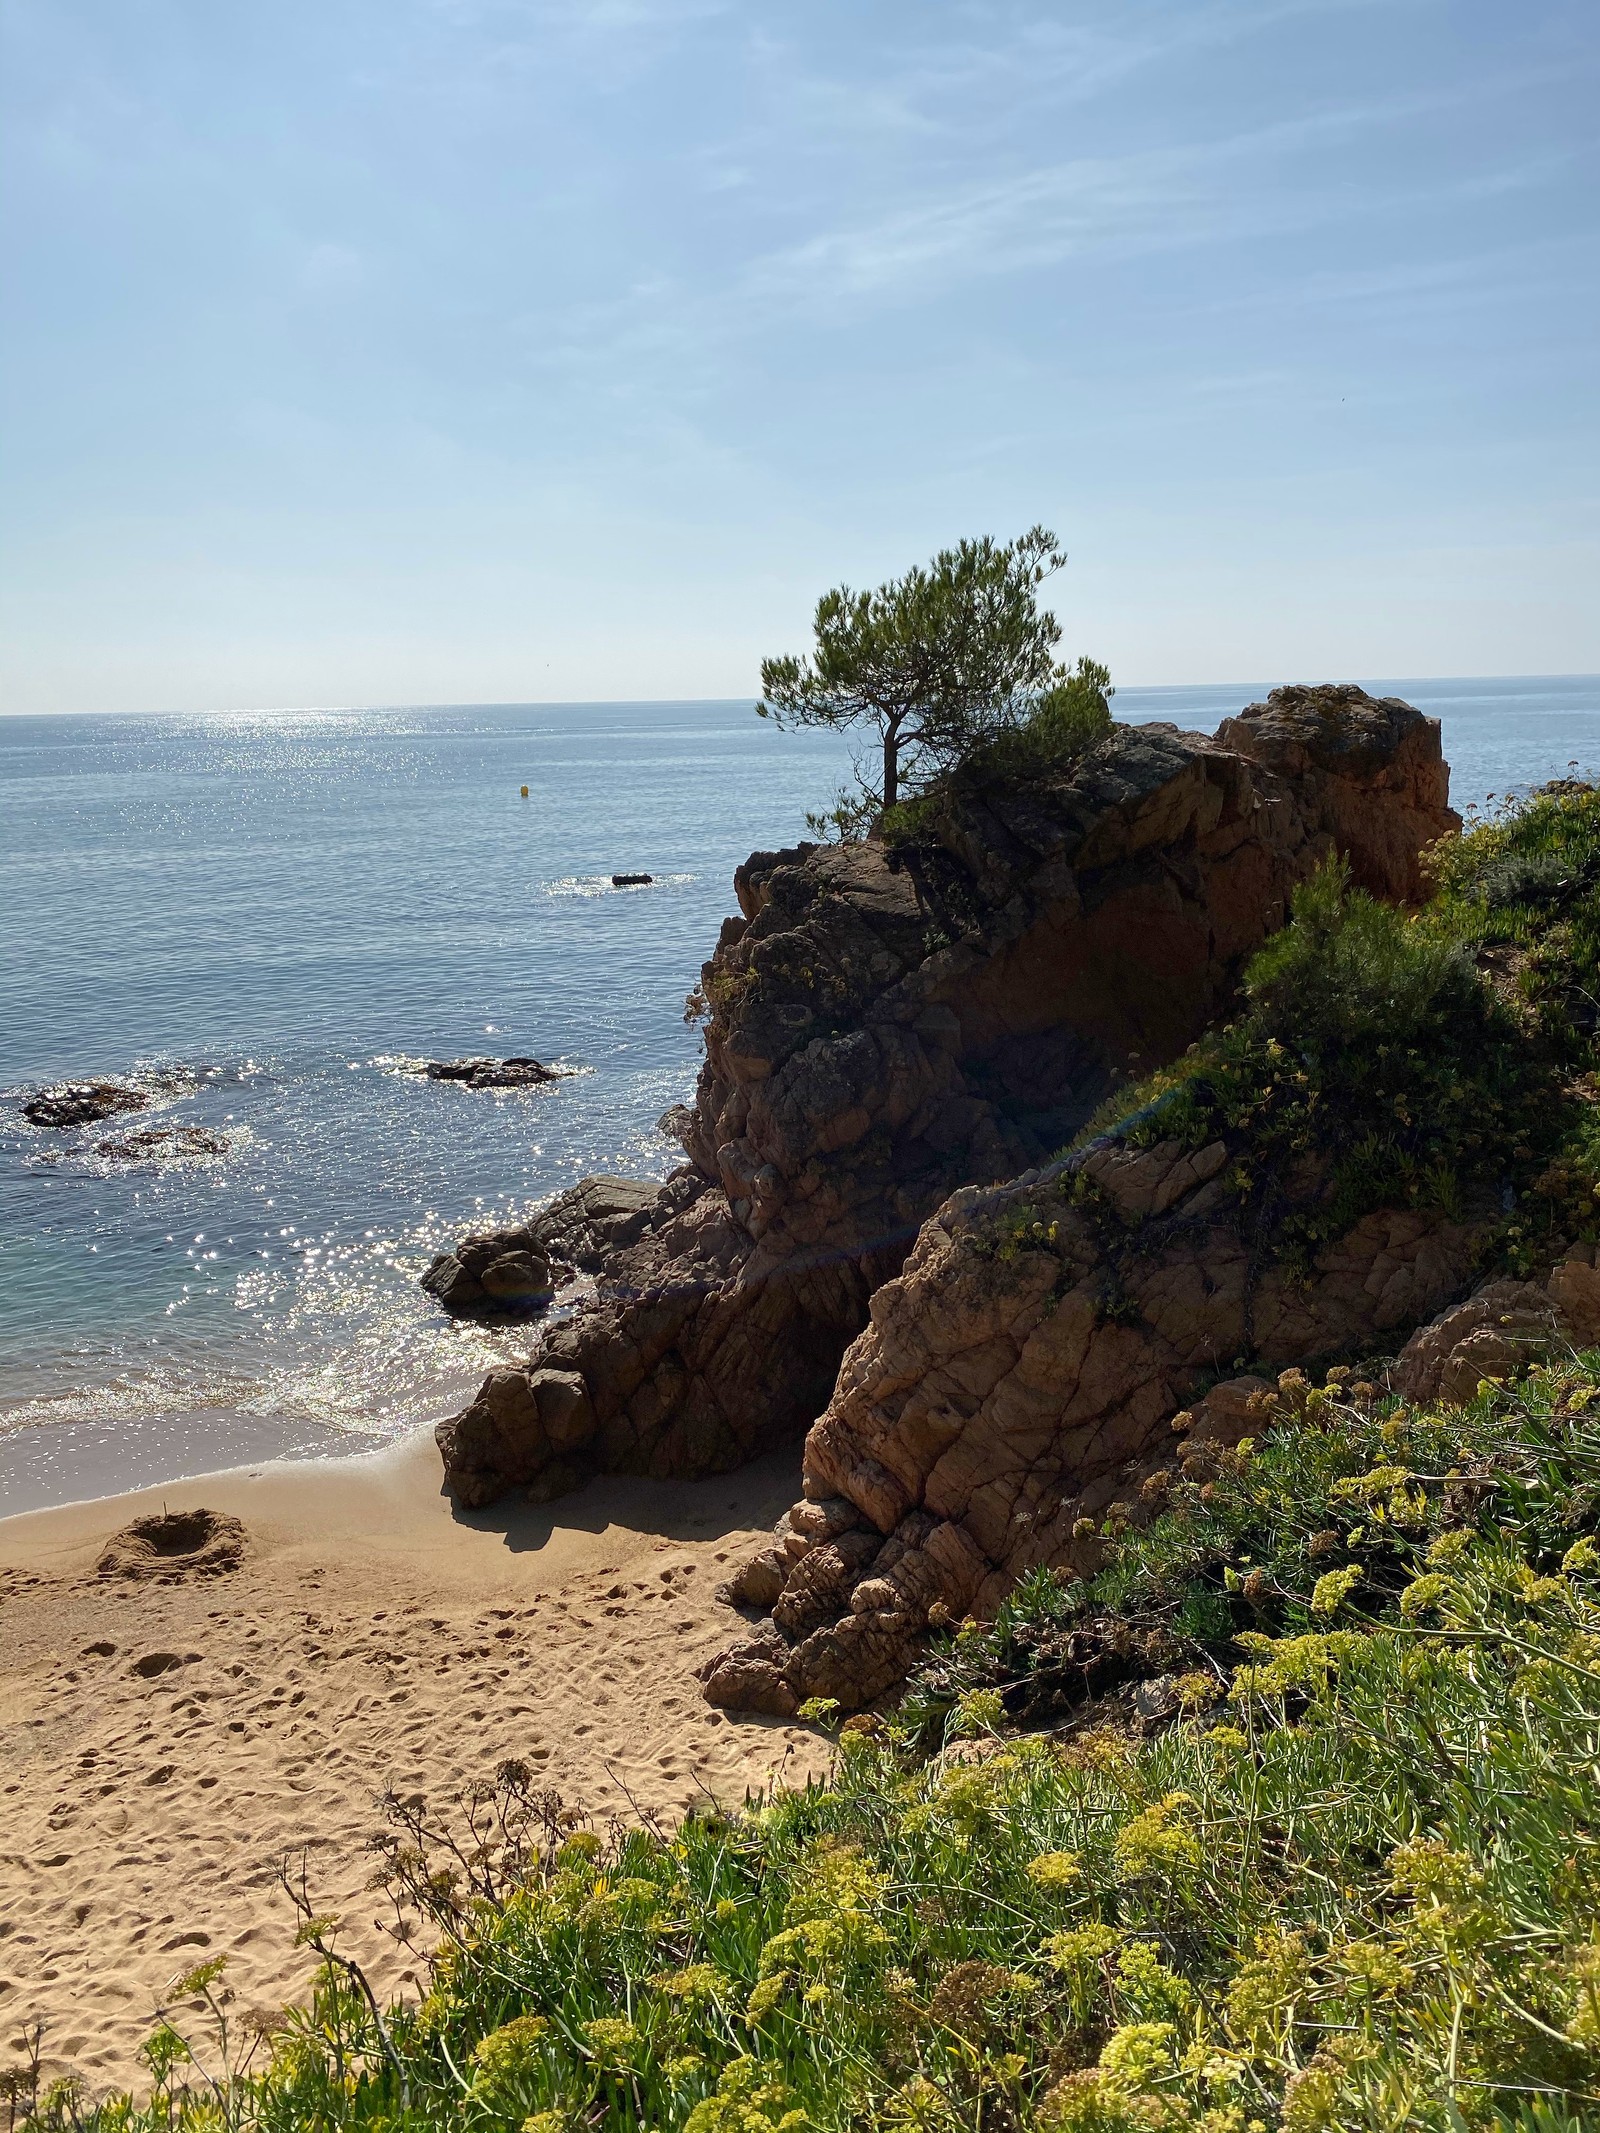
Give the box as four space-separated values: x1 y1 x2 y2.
431 684 1456 1515
699 1138 1484 1715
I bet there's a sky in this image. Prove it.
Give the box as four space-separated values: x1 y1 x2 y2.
1 0 1596 715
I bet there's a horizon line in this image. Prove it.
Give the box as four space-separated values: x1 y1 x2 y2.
2 670 1596 721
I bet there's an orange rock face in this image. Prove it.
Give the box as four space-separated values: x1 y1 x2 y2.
703 1147 1482 1710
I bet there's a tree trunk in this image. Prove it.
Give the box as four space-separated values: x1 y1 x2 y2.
882 721 898 812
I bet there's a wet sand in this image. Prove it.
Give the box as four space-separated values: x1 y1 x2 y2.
0 1434 824 2092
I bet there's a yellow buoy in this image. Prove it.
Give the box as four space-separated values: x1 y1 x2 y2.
520 785 529 798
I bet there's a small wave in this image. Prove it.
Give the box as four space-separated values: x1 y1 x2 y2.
0 1249 524 1446
363 1052 433 1076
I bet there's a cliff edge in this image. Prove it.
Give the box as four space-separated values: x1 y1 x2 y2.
430 684 1456 1515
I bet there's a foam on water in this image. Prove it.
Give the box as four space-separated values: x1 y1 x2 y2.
3 682 1597 1511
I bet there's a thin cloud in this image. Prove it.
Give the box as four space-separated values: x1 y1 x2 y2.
736 0 1433 151
737 90 1572 311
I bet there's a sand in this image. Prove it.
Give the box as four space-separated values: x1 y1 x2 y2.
0 1434 828 2094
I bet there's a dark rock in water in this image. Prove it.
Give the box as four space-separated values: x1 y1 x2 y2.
421 1175 659 1322
93 1126 230 1161
423 1237 554 1319
24 1081 149 1129
423 1056 566 1088
612 872 653 887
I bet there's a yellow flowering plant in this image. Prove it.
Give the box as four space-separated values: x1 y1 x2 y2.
47 1346 1600 2133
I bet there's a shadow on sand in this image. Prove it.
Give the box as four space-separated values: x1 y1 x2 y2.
438 1442 805 1556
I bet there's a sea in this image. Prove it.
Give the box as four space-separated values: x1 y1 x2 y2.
3 675 1597 1516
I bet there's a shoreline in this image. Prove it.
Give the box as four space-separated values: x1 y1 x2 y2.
0 1433 825 2091
0 1406 372 1523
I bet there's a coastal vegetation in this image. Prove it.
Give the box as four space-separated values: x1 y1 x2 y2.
1067 780 1600 1282
19 788 1600 2132
755 528 1110 833
17 1359 1598 2132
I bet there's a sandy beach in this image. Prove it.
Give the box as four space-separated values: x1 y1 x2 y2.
0 1435 827 2094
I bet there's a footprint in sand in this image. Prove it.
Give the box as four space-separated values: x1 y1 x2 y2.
130 1651 188 1679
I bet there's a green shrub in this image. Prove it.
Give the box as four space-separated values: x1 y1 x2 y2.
1240 857 1480 1064
1067 790 1600 1269
25 1364 1600 2133
24 794 1600 2133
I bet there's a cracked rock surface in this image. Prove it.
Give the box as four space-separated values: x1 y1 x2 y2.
702 1138 1486 1710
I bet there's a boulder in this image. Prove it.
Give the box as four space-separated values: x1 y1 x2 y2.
1392 1281 1564 1405
24 1081 148 1129
422 1057 567 1087
1545 1245 1600 1343
434 692 1458 1508
437 1362 605 1506
479 1251 553 1305
421 1176 663 1320
422 1240 553 1318
718 1547 789 1611
697 1623 799 1718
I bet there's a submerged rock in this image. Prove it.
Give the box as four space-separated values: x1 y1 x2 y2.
23 1081 149 1129
94 1126 230 1161
422 1056 568 1087
612 872 654 887
433 688 1458 1517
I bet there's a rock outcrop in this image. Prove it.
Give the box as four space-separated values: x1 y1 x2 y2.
701 1218 1600 1718
432 686 1457 1514
423 1057 568 1088
699 1137 1483 1712
23 1081 149 1129
1391 1247 1600 1405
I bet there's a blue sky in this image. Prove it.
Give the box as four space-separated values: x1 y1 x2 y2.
1 0 1596 713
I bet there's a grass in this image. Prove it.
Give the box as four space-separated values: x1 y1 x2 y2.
15 1361 1600 2133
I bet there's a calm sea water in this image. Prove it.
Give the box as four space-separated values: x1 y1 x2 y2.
3 676 1596 1513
